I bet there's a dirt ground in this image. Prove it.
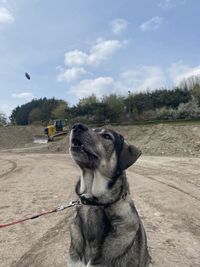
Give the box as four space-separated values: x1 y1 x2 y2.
0 152 200 267
0 123 200 266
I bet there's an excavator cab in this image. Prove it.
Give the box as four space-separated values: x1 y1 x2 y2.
44 119 68 141
54 119 65 131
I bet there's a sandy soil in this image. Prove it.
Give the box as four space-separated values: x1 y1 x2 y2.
0 126 43 150
0 153 200 267
1 122 200 157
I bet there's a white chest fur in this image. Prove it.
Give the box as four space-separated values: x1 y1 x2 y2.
92 171 108 197
79 169 108 197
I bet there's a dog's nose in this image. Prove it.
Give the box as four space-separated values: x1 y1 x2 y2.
72 123 88 133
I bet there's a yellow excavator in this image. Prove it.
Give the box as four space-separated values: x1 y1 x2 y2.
33 119 69 144
44 119 69 141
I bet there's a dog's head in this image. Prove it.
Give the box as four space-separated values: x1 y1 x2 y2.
69 123 141 178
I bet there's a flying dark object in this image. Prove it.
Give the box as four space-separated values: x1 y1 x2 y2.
25 72 31 80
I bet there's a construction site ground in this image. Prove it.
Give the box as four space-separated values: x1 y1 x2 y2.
0 122 200 266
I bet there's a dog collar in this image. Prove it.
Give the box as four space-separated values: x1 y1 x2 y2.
79 192 128 208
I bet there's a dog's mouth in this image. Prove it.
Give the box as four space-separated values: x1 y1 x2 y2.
71 137 83 148
71 137 98 159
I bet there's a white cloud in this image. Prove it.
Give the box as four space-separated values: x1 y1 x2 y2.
110 19 128 35
0 6 14 23
89 39 123 65
69 66 167 99
64 50 88 66
158 0 175 9
67 62 200 101
158 0 186 9
58 39 124 83
12 92 34 100
119 63 200 92
120 66 167 91
57 67 86 83
64 39 123 67
168 62 200 85
69 77 115 98
140 16 163 31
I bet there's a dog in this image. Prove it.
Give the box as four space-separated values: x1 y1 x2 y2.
68 123 151 267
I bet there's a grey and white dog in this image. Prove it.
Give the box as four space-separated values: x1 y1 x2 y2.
68 123 151 267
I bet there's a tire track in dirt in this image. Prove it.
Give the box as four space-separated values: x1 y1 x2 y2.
144 175 200 202
11 212 72 267
131 166 200 202
129 169 200 238
0 160 17 180
134 163 199 182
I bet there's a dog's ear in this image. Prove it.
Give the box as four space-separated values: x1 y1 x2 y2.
119 141 141 170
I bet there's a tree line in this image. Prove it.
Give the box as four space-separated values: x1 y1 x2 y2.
8 75 200 125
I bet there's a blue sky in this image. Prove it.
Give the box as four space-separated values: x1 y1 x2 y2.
0 0 200 116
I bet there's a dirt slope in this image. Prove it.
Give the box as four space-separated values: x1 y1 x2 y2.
113 123 200 157
0 126 43 149
1 123 200 157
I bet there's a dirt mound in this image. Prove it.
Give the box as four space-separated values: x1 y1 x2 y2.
0 126 33 149
0 125 69 153
0 123 200 157
112 123 200 157
46 122 200 157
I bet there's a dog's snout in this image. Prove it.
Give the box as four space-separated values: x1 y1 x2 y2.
73 123 88 133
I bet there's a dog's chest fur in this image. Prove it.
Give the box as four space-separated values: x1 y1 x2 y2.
70 205 109 266
79 206 108 242
80 170 108 197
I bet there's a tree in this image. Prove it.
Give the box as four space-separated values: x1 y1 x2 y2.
124 92 154 115
180 75 200 91
78 94 98 106
29 107 43 123
51 101 69 119
0 112 7 125
10 98 66 125
102 94 125 121
180 75 200 105
10 105 29 125
89 102 113 122
176 97 200 119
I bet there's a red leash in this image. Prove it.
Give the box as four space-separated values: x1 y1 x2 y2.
0 200 80 229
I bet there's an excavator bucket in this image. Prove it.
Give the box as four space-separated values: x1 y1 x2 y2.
33 135 48 144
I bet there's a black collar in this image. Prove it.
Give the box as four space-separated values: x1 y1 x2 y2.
79 191 128 208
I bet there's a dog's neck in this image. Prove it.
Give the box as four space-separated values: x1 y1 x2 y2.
79 168 94 195
76 167 129 206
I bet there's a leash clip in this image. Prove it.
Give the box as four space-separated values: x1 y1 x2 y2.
68 199 81 208
56 199 81 211
56 205 65 211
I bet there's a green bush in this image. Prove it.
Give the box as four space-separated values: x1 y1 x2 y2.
176 97 200 119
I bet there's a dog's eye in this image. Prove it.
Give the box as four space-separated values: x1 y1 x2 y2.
102 134 112 140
